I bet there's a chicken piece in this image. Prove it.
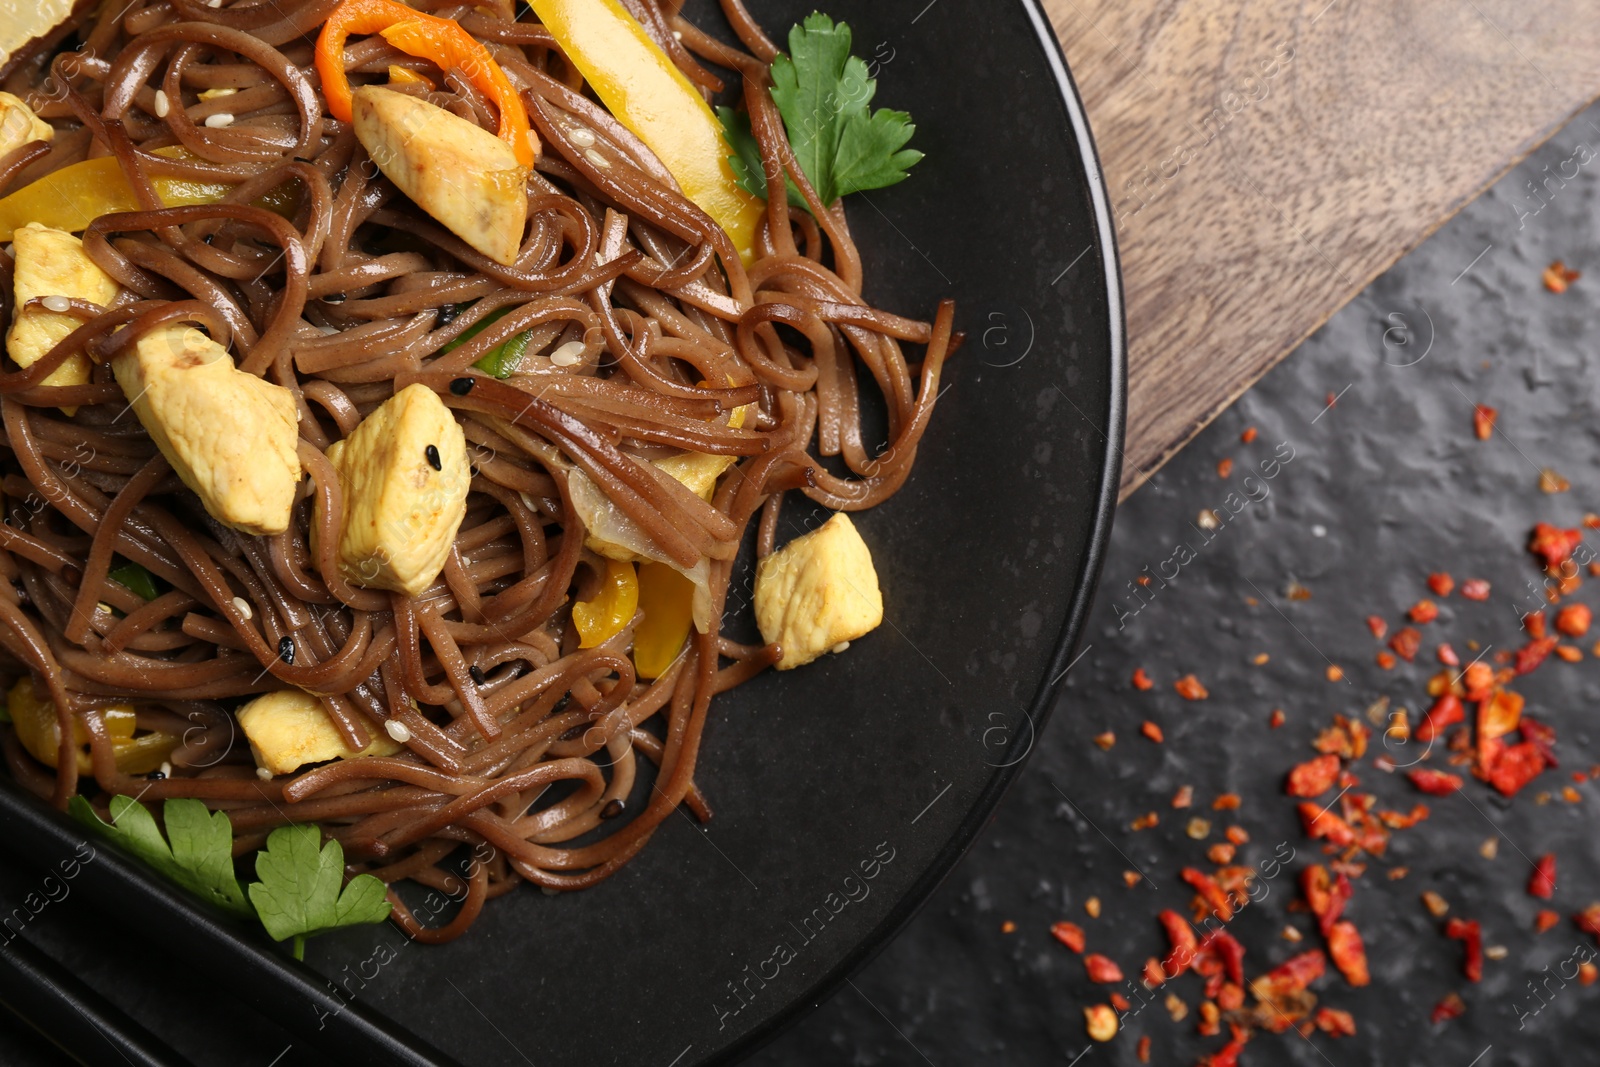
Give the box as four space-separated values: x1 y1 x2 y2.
318 383 470 597
236 689 401 777
7 223 119 410
755 513 883 670
0 92 52 156
350 85 528 266
111 324 301 535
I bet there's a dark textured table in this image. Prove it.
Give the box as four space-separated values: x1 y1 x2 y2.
6 100 1600 1067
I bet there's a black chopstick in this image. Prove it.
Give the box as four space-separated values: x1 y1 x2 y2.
0 933 194 1067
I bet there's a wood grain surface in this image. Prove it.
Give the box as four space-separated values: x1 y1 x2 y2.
1044 0 1600 497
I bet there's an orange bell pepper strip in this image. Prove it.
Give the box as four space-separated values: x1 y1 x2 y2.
571 560 639 649
315 0 537 167
633 562 695 680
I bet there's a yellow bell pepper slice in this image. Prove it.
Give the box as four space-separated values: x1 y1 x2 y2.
529 0 766 264
0 147 298 241
7 677 178 775
572 558 639 649
633 561 695 679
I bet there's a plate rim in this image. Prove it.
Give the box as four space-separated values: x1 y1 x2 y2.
704 0 1127 1060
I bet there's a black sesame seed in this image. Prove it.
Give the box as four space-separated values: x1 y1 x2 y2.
600 798 625 820
278 635 295 664
425 444 441 471
449 377 475 396
468 664 486 685
437 303 461 326
322 293 346 304
202 233 215 245
148 770 166 780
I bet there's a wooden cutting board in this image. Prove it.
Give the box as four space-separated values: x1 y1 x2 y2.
1044 0 1600 497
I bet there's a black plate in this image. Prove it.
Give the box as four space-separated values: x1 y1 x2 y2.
0 1 1123 1063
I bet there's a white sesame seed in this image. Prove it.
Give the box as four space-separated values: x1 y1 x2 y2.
526 129 539 151
569 126 595 148
672 30 682 39
204 112 234 129
518 492 539 513
231 596 252 620
316 324 339 336
96 602 113 615
1311 524 1327 538
384 719 412 743
153 89 170 118
255 766 273 780
206 0 221 7
41 295 71 313
830 641 851 654
549 341 585 367
583 147 610 169
159 761 172 778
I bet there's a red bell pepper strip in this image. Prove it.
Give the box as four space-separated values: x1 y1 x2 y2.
315 0 536 166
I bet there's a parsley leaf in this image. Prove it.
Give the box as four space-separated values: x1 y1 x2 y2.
70 795 252 917
720 12 922 211
247 824 390 960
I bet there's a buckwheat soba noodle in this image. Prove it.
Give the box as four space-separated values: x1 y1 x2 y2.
0 0 954 940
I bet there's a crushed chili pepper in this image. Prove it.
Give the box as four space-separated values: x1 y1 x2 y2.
1136 1035 1151 1064
1427 573 1455 597
1084 953 1124 983
1557 644 1584 662
1376 650 1397 669
1182 867 1236 922
1093 731 1116 750
1286 754 1341 798
1460 579 1491 601
1525 610 1548 639
1172 784 1194 808
1225 825 1249 845
1535 909 1561 933
1515 636 1560 676
1410 599 1440 624
1521 715 1559 766
1299 802 1356 847
1431 992 1466 1024
1140 721 1164 743
1146 958 1168 989
1416 694 1464 742
1366 614 1388 639
1301 864 1352 936
1576 904 1600 942
1269 708 1286 728
1314 1007 1357 1037
1389 627 1422 662
1539 468 1571 494
1472 404 1497 440
1051 921 1086 952
1557 603 1592 637
1444 917 1484 982
1543 259 1580 293
1131 667 1154 690
1463 661 1494 696
1529 853 1557 899
1326 920 1370 986
1109 991 1131 1012
1421 891 1450 918
1158 909 1199 978
1582 962 1600 986
1174 674 1209 700
1313 715 1369 759
1437 642 1460 666
1486 741 1547 796
1408 768 1463 795
1197 999 1221 1037
1529 523 1583 570
1207 842 1236 865
1131 811 1160 831
1212 793 1242 811
1217 458 1234 478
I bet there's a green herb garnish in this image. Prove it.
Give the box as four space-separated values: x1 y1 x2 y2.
718 12 922 212
107 560 160 601
248 824 391 961
70 795 252 917
443 306 533 378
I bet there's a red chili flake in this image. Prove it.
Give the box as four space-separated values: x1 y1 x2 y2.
1444 917 1483 982
1313 714 1370 760
1487 742 1548 796
1131 811 1160 831
1084 953 1124 983
1314 1007 1357 1037
1472 405 1497 440
1535 909 1561 933
1529 854 1557 900
1431 992 1466 1024
1050 921 1086 953
1131 667 1154 691
1182 867 1236 922
1575 903 1600 942
1410 599 1440 624
1217 458 1234 478
1540 468 1571 495
1136 1035 1151 1064
1269 708 1286 728
1544 260 1580 293
1460 579 1491 601
1172 785 1194 809
1525 610 1548 639
1479 689 1524 742
1213 793 1242 811
1225 825 1249 845
1408 768 1463 796
1093 731 1116 750
1301 864 1352 937
1521 716 1558 767
1217 982 1244 1012
1140 720 1164 743
1376 651 1397 670
1437 643 1460 666
1557 644 1584 662
1389 627 1422 662
1463 662 1494 697
1109 992 1131 1012
1158 909 1199 978
1557 604 1592 637
1379 803 1430 829
1415 694 1464 742
1326 920 1370 986
1241 426 1258 444
1427 573 1455 597
1583 962 1600 986
1267 948 1327 991
1198 928 1246 986
1142 956 1165 988
1299 802 1356 846
1174 674 1209 700
1365 614 1388 639
1530 523 1583 569
1208 842 1236 865
1286 754 1342 798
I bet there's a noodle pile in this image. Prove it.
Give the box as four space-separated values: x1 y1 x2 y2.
0 0 955 940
